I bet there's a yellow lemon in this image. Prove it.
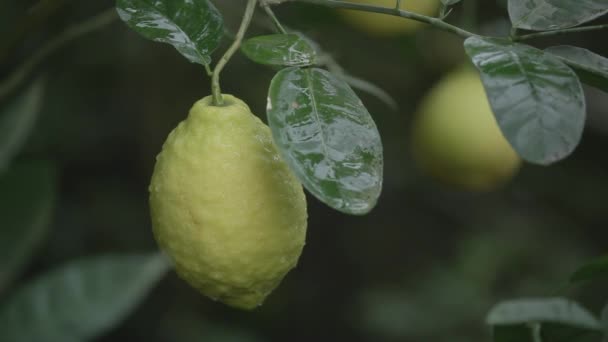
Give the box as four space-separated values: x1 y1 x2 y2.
411 67 522 191
339 0 440 36
149 95 307 309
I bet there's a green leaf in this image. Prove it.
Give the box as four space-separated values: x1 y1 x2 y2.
508 0 608 31
0 253 170 342
0 161 56 293
464 36 585 165
241 34 317 67
0 79 45 173
487 298 601 331
267 67 383 215
569 255 608 284
545 46 608 93
116 0 223 65
492 325 534 342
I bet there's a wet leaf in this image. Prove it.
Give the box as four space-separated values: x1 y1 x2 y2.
116 0 223 65
546 45 608 93
0 161 56 292
464 36 585 165
0 253 170 342
241 34 316 67
508 0 608 31
267 67 383 215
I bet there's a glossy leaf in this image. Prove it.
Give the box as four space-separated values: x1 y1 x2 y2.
267 67 383 215
487 298 601 331
116 0 223 65
464 36 585 165
569 255 608 284
0 253 170 342
0 79 44 173
546 45 608 93
0 162 56 292
508 0 608 30
241 34 317 67
492 325 534 342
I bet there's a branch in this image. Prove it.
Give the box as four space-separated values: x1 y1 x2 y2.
0 0 70 65
513 23 608 41
0 8 117 101
211 0 258 106
284 0 476 39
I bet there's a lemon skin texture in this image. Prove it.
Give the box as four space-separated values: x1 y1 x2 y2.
149 95 308 310
411 67 522 191
339 0 440 36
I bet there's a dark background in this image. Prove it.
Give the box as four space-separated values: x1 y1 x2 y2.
1 0 607 341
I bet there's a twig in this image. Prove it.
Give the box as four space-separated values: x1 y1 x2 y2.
0 8 117 101
262 3 287 34
513 23 608 41
286 0 476 39
211 0 258 106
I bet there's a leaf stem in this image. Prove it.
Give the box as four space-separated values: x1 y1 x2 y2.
262 3 287 34
286 0 476 39
211 0 258 106
513 24 608 41
0 8 117 101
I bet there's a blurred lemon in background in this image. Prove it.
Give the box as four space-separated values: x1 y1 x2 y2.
339 0 440 36
411 67 521 191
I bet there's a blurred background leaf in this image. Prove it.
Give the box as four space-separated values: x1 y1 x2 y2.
0 253 170 342
0 79 44 172
486 298 600 330
0 161 56 293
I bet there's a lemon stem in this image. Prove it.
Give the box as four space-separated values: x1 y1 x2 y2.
211 0 258 106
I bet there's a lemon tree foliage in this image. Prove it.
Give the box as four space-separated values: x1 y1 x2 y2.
0 254 170 342
508 0 608 30
0 162 56 292
113 0 608 334
116 0 223 65
464 37 585 166
0 79 44 173
268 67 383 215
545 46 608 93
241 34 317 67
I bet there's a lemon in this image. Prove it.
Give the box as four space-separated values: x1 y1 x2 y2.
338 0 440 36
149 95 307 310
411 67 522 191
